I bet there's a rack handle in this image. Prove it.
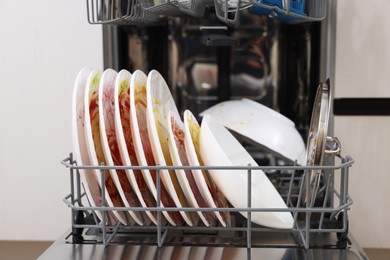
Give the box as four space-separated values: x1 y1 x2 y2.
325 136 341 156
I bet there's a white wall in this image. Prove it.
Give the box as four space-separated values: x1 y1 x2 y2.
335 0 390 98
0 1 103 240
335 0 390 248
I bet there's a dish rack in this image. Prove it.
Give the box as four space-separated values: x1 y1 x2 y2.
61 153 354 249
86 0 326 25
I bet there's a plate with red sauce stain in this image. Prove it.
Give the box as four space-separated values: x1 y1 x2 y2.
129 70 182 226
146 70 197 227
84 69 132 225
114 69 159 225
71 67 104 221
183 110 230 227
167 110 216 227
99 68 147 226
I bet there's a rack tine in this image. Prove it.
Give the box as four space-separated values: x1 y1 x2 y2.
246 164 252 249
156 166 162 247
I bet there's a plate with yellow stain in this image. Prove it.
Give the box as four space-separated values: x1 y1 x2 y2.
146 70 196 226
99 68 146 226
114 69 160 226
130 70 183 226
183 109 230 227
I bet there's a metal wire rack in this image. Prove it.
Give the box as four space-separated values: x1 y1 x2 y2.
85 0 326 25
249 0 327 22
61 153 353 249
86 0 160 25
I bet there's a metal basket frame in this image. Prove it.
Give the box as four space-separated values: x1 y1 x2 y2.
61 153 353 249
85 0 326 25
86 0 160 25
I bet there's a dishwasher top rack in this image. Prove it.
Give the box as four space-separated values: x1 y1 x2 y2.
61 153 354 249
86 0 326 25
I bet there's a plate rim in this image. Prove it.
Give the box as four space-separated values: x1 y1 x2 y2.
71 67 104 220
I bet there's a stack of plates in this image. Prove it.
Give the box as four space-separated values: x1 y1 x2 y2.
71 68 295 229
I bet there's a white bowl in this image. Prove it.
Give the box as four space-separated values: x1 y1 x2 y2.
199 114 294 229
241 98 295 127
200 99 306 165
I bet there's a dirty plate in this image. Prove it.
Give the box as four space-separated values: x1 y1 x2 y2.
146 70 195 226
130 70 182 226
84 69 131 225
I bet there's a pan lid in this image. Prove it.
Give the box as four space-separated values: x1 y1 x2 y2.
305 79 331 167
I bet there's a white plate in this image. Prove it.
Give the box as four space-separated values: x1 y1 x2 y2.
199 114 294 229
183 110 230 227
71 67 104 220
84 69 131 225
146 70 196 226
129 70 181 226
99 68 146 226
168 110 216 226
200 99 306 165
114 69 159 225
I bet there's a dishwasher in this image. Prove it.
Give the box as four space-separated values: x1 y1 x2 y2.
40 0 369 259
